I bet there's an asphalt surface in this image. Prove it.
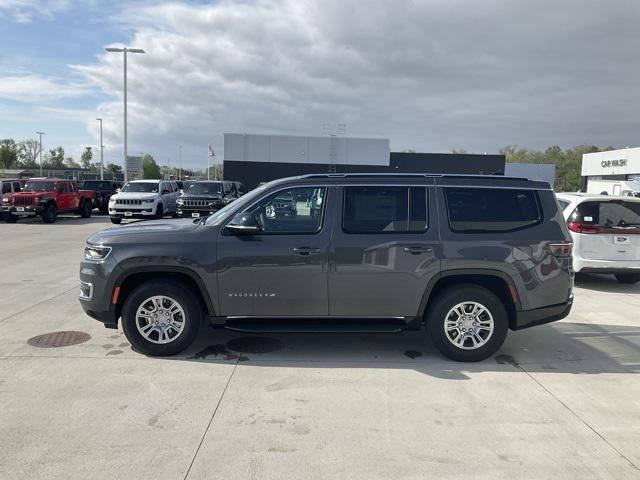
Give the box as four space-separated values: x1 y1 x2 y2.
1 215 639 479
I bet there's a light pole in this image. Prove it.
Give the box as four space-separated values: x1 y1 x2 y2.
96 118 104 180
178 145 182 181
105 46 145 183
36 131 45 176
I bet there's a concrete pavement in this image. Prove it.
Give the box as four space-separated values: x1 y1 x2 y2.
1 216 639 479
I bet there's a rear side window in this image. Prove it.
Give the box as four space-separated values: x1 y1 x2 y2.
445 188 541 233
343 186 427 233
571 200 640 229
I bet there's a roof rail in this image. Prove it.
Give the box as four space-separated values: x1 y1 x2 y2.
297 172 528 181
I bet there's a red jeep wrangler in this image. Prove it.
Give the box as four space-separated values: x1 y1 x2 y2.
3 179 96 224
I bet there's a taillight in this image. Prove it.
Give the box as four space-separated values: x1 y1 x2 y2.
567 222 601 234
548 242 573 257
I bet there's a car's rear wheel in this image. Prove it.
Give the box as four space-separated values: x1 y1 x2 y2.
615 273 640 284
110 217 122 224
41 204 57 224
427 285 509 362
121 280 201 356
80 200 92 218
4 214 18 223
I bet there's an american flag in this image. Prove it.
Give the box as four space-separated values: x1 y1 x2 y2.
208 145 215 158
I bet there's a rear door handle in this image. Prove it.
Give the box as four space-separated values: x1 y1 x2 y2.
293 247 322 256
403 246 433 255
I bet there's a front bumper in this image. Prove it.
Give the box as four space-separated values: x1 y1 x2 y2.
79 260 120 329
177 206 219 218
109 205 156 218
2 205 45 217
513 296 573 330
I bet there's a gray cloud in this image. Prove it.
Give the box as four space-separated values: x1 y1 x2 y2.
74 0 640 168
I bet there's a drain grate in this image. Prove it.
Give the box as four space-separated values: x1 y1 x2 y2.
27 331 91 348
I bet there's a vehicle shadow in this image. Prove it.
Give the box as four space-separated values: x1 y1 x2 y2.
162 319 640 380
575 272 640 294
0 215 112 226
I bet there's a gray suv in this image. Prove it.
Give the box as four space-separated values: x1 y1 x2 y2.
79 173 574 361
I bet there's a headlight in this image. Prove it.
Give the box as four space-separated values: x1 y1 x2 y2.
2 197 7 203
84 244 112 262
142 199 155 204
177 198 184 205
108 197 116 203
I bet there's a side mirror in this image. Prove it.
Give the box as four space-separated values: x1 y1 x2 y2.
226 213 260 234
116 188 121 193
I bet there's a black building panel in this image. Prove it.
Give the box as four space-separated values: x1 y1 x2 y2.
225 152 505 190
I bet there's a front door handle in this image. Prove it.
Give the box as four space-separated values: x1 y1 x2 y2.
403 246 433 255
293 247 322 256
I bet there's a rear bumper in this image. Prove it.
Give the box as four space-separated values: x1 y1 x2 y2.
574 257 640 273
513 296 573 330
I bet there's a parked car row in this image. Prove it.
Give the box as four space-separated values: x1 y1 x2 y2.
1 178 246 224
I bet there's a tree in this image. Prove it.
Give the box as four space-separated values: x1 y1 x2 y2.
65 156 81 168
0 138 18 169
142 154 161 179
17 139 40 168
80 147 93 169
106 163 122 175
43 147 66 169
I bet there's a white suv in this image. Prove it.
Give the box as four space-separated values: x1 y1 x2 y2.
108 180 180 224
556 193 640 284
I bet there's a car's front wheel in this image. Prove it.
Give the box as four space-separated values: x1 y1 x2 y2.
615 273 640 284
41 204 57 224
80 200 92 218
427 285 509 362
4 214 18 223
121 280 201 356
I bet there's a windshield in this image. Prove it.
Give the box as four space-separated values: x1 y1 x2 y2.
24 181 56 192
82 181 111 190
187 182 223 195
205 181 272 225
121 182 159 193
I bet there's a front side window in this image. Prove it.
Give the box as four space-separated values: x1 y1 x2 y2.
244 186 326 233
343 186 427 234
445 188 541 233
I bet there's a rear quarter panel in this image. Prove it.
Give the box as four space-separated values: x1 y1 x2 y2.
435 184 573 311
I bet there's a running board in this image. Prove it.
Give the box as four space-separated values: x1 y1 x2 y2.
223 318 407 334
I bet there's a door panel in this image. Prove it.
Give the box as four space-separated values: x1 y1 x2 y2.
217 186 332 316
329 185 441 317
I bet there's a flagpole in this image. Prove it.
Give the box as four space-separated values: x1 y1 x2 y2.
207 144 210 180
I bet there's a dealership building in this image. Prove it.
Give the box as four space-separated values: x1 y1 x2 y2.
223 133 506 189
582 147 640 186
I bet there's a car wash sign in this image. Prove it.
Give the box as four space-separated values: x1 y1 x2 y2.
582 148 640 176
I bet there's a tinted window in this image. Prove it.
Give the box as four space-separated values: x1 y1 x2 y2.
445 188 540 233
571 200 640 230
82 181 111 190
1 183 10 194
343 186 427 233
245 186 326 233
13 182 21 192
187 182 223 195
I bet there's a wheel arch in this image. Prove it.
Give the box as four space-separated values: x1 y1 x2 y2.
113 267 214 321
419 269 520 330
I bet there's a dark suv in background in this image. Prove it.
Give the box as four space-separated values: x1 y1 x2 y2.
176 180 238 218
81 180 122 213
79 173 574 362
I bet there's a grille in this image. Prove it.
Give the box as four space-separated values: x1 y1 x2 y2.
185 200 212 207
14 196 34 206
116 199 142 205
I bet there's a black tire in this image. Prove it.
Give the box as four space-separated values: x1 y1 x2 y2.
4 214 18 223
155 203 164 219
41 204 57 224
427 285 509 362
615 273 640 284
110 217 122 224
121 280 202 356
80 200 92 218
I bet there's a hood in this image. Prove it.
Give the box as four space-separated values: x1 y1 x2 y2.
15 191 51 196
180 194 222 200
111 192 158 201
87 218 203 245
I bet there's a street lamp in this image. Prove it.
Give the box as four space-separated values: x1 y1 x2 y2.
96 118 104 180
36 131 45 176
105 46 145 183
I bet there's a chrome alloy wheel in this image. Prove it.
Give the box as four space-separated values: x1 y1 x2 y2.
135 296 186 344
444 301 494 350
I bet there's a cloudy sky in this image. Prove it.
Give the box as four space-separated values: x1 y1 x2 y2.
1 0 639 170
